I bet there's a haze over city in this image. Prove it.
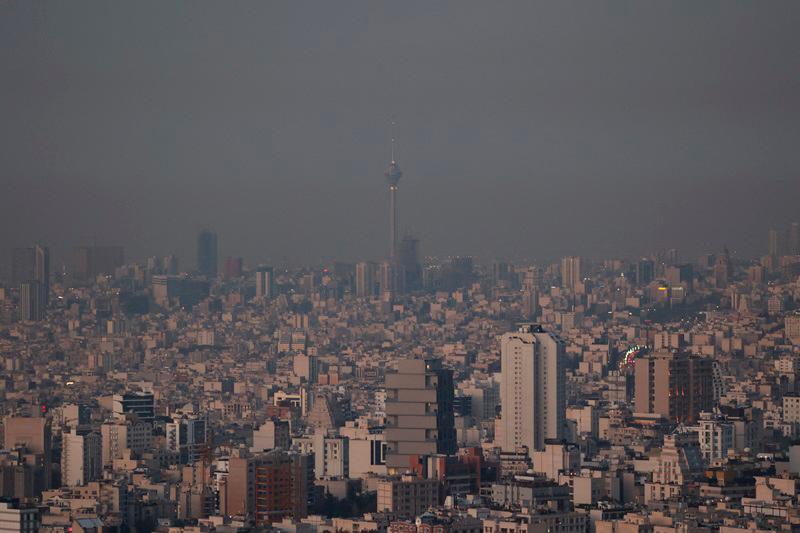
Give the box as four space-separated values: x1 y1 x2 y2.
2 2 800 268
4 3 800 533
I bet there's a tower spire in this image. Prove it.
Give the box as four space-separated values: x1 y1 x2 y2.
390 116 397 164
384 117 403 263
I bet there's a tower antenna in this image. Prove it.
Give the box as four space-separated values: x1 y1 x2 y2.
390 115 397 163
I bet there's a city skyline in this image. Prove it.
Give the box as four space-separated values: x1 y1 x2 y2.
4 2 800 532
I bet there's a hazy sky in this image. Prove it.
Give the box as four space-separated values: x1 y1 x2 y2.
2 2 799 270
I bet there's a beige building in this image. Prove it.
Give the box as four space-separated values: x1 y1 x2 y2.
531 442 580 481
783 395 800 425
786 313 800 341
0 501 39 533
376 474 440 518
101 416 153 467
483 511 588 533
500 324 565 453
634 351 714 423
252 419 291 453
3 417 52 489
61 429 102 487
384 358 455 472
561 256 581 291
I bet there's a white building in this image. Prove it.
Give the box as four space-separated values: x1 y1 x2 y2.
696 412 734 462
61 429 102 486
500 323 565 453
294 432 349 479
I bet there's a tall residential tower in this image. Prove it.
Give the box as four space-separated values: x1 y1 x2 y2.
500 323 566 453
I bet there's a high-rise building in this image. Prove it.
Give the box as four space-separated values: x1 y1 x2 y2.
112 391 155 423
561 256 581 291
713 248 733 289
398 233 422 291
255 266 274 300
61 428 102 486
72 246 91 281
33 244 49 305
384 358 456 473
224 256 243 278
500 324 566 453
222 449 312 524
634 351 714 423
493 261 512 287
253 450 297 526
636 258 654 285
768 228 783 258
522 266 541 292
379 260 395 298
355 261 376 299
18 281 43 322
71 245 124 281
521 288 539 320
790 222 800 256
11 244 49 306
521 267 540 318
197 229 218 277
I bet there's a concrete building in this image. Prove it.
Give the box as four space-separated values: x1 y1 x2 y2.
100 416 153 467
254 450 297 526
384 359 456 473
561 256 581 291
786 312 800 341
312 432 348 478
348 434 388 478
377 474 440 518
61 429 102 486
252 419 291 453
293 354 318 383
166 413 208 464
112 391 155 423
634 351 714 423
222 450 313 525
17 282 43 322
500 324 566 453
2 417 51 490
696 412 734 462
0 500 39 533
355 261 376 299
255 266 274 300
